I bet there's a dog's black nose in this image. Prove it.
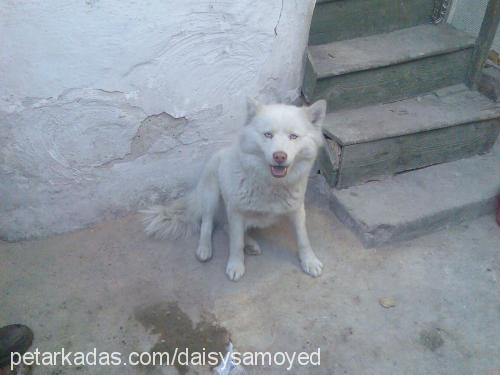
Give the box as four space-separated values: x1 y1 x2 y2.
273 151 288 164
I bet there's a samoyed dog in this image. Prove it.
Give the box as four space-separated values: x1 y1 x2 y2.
143 99 327 281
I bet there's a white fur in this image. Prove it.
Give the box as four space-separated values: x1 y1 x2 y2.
142 100 327 281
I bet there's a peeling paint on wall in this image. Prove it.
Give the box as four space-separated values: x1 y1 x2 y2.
0 0 316 240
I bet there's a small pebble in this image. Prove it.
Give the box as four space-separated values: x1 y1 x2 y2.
379 297 396 308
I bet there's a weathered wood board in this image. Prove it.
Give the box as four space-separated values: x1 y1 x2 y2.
309 0 435 45
312 49 473 111
308 24 475 79
334 119 500 188
467 0 500 87
317 138 340 187
321 84 499 145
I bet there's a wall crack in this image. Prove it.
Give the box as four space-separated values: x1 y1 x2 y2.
274 0 284 36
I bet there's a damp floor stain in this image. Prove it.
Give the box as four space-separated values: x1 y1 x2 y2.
419 328 445 352
134 301 230 374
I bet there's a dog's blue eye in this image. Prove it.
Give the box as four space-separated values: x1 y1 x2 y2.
289 133 299 140
264 132 273 139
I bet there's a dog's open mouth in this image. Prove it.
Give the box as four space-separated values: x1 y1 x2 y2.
270 165 288 178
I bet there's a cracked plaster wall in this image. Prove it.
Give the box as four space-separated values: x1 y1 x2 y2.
0 0 315 240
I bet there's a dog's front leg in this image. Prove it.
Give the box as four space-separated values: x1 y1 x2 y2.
289 205 323 277
226 210 246 281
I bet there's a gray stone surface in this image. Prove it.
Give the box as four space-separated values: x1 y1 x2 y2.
308 24 475 79
323 84 499 145
329 148 500 247
1 175 499 374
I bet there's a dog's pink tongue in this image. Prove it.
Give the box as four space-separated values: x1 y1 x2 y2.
271 166 287 178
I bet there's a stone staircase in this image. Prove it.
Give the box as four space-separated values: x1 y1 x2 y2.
304 0 500 247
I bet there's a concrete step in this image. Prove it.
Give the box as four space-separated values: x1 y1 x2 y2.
318 85 500 188
303 24 476 111
328 148 500 248
309 0 435 45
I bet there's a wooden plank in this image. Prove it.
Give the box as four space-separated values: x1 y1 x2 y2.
477 65 500 102
309 0 435 45
302 53 317 103
336 119 500 188
308 24 475 79
317 138 341 187
467 0 500 88
314 48 473 111
321 84 499 145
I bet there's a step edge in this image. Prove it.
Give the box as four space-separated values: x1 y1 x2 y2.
312 44 475 80
323 114 500 146
331 192 496 248
328 150 500 247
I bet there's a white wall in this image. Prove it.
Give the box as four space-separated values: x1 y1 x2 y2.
448 0 500 51
0 0 315 240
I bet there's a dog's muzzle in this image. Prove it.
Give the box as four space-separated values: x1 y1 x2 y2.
270 165 288 178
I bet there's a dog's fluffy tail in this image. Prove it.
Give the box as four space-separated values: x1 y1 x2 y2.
141 193 200 239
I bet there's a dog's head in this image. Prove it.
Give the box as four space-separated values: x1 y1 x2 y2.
239 99 327 179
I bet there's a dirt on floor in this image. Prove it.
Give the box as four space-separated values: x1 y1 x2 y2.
1 176 499 374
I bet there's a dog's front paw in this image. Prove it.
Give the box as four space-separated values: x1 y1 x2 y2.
300 254 323 277
226 259 245 281
196 246 212 262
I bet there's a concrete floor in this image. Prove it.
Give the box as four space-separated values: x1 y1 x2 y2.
1 176 499 375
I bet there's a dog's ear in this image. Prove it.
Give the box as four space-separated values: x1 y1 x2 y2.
304 100 327 128
246 97 261 124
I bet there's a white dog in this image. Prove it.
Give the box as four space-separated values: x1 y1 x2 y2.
143 99 327 281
